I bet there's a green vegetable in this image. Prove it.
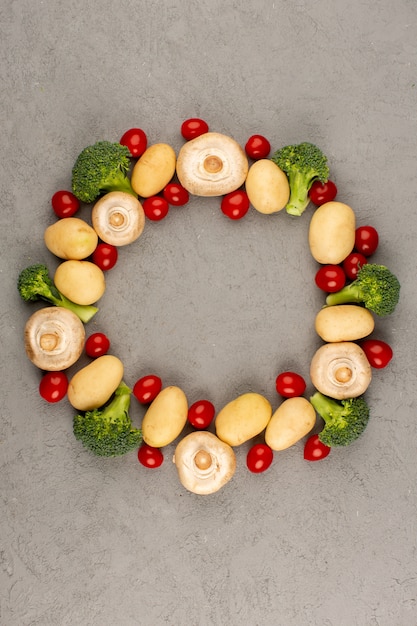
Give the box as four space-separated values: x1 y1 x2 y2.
73 382 142 457
71 141 137 203
325 263 400 316
17 264 98 323
271 142 329 216
310 391 370 447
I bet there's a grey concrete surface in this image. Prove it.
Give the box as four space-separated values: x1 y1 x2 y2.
1 1 416 625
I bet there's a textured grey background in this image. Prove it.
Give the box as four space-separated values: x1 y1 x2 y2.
1 1 416 625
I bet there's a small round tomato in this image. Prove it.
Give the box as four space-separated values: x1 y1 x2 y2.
138 444 164 468
355 225 379 257
85 332 110 358
133 375 162 404
360 339 393 369
343 252 368 280
221 190 250 220
39 371 68 403
51 190 80 218
119 128 147 158
163 182 189 206
92 242 118 271
275 371 306 398
315 265 346 292
188 400 215 429
246 443 273 473
244 134 271 160
181 118 209 140
308 180 338 205
143 196 170 221
304 434 331 461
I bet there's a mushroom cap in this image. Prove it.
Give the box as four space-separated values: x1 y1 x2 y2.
310 341 372 399
176 132 249 197
92 191 145 246
173 431 236 495
24 306 85 371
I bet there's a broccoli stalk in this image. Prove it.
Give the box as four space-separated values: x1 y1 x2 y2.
271 142 329 216
18 264 97 323
71 140 137 203
310 391 370 447
326 263 400 316
73 382 142 457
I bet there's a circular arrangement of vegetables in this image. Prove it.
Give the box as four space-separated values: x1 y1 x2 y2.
17 118 400 495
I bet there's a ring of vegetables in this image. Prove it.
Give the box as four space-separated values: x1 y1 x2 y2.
18 118 400 494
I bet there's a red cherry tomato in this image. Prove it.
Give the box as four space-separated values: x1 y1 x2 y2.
85 332 110 358
315 265 346 292
275 371 306 398
51 190 80 218
181 118 209 140
244 134 271 160
308 180 338 205
221 190 250 220
343 252 368 280
355 225 379 257
163 183 189 206
188 400 215 429
246 443 274 473
92 242 118 271
119 128 147 158
304 434 331 461
360 339 393 368
137 444 164 468
39 371 68 403
133 375 162 404
143 196 170 221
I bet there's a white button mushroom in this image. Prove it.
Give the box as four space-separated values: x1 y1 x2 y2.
310 341 372 399
92 191 145 246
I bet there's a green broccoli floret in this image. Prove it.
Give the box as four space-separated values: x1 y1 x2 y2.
271 142 329 216
310 391 370 447
17 263 98 323
326 263 400 316
73 382 142 457
71 140 137 203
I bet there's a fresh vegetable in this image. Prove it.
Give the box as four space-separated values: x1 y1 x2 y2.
245 159 290 214
141 385 188 448
163 182 189 206
265 397 316 451
142 196 170 221
244 134 271 160
326 263 401 316
275 371 306 398
187 400 215 429
310 391 370 447
343 251 368 280
92 242 118 271
310 342 372 399
85 332 110 358
137 444 164 468
315 305 375 342
51 190 80 218
303 434 331 461
309 201 356 264
71 141 136 203
355 225 379 256
360 339 393 369
24 307 85 371
44 217 98 260
67 354 124 411
181 118 209 140
92 191 145 246
131 143 176 198
119 128 148 158
17 263 98 323
215 392 272 447
308 179 337 205
220 190 250 220
73 381 142 457
271 142 329 216
246 443 273 473
39 371 69 403
54 260 105 305
315 265 346 293
133 374 162 404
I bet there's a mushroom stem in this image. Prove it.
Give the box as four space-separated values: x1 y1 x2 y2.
203 155 223 174
194 449 213 471
39 331 60 352
334 366 353 383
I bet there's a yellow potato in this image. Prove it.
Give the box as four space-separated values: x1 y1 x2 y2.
131 143 176 198
265 397 316 451
309 201 356 264
315 305 375 342
215 392 272 446
44 217 98 260
54 260 105 305
68 355 124 411
142 386 188 447
245 159 290 214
